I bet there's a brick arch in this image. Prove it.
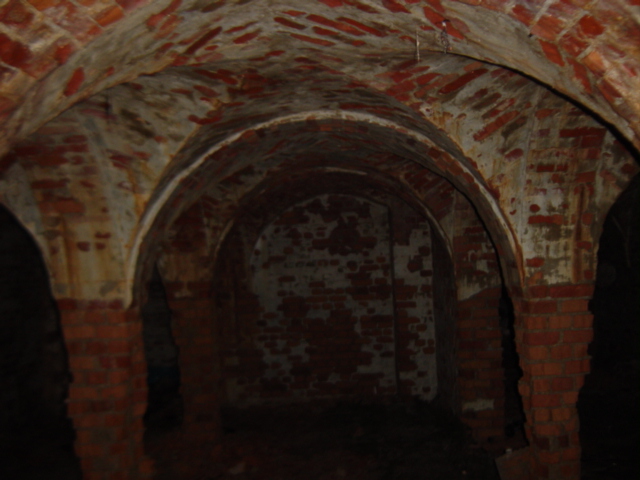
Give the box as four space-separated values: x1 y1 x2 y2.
212 166 456 269
130 112 523 306
0 0 638 159
155 161 511 436
210 169 458 403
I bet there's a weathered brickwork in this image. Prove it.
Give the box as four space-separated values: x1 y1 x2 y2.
513 284 596 479
219 194 437 404
0 2 638 480
57 299 153 480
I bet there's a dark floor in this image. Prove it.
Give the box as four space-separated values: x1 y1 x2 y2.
0 417 81 480
147 399 501 480
0 385 638 480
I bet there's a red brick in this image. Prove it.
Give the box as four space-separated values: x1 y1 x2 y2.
526 257 545 268
524 331 560 346
550 345 573 359
560 32 589 57
84 371 108 385
75 443 106 458
521 315 548 330
146 0 180 27
96 324 131 339
0 0 35 28
572 314 592 328
233 30 261 44
69 355 99 370
565 359 590 374
528 214 564 225
577 15 604 37
526 345 550 361
531 393 562 407
473 110 519 141
64 67 84 96
382 0 410 14
548 284 594 298
274 16 306 30
529 285 549 298
529 300 558 314
0 33 31 68
337 17 386 37
439 69 488 95
534 423 562 437
530 362 564 376
101 384 128 399
560 299 589 313
69 386 101 400
94 5 124 27
563 329 593 343
551 377 574 392
65 325 97 339
532 15 565 41
289 33 334 46
538 450 561 464
548 315 573 329
539 39 565 66
27 0 62 10
512 4 534 25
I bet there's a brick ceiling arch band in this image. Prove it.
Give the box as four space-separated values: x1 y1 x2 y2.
207 166 456 273
129 111 522 307
0 0 637 156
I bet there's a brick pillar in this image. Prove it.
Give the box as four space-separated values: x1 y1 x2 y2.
515 283 594 479
58 299 153 480
164 282 221 463
457 286 506 442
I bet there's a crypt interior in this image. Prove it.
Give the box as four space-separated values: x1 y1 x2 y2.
0 1 638 479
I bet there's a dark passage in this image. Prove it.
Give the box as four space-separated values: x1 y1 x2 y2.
579 175 640 480
0 207 80 480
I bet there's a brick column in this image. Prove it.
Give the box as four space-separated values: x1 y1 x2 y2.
58 299 153 480
164 282 221 461
515 283 594 479
457 286 506 442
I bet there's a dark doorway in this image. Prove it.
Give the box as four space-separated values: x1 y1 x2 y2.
0 206 79 480
579 174 640 479
142 265 183 434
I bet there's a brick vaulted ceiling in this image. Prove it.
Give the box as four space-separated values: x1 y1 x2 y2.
0 0 638 150
0 0 638 303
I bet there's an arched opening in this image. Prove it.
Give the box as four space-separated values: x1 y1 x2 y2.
0 205 80 479
579 174 640 479
142 264 183 434
210 182 502 478
128 100 532 474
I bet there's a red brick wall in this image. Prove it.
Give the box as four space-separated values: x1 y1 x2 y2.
59 299 152 480
515 283 595 479
219 194 439 405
